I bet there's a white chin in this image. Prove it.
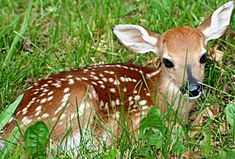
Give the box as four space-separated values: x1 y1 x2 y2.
184 91 202 100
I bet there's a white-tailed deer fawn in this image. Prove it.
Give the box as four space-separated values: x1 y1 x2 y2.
1 1 234 149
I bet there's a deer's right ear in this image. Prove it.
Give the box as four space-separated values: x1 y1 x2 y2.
113 24 160 54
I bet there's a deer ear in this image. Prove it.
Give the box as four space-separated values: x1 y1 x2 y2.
198 1 234 44
113 24 160 54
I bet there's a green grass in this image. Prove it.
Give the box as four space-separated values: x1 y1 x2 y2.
0 0 235 158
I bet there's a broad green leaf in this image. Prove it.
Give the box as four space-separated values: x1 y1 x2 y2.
24 121 49 159
139 107 164 132
225 104 235 127
0 94 23 131
100 149 118 159
200 131 213 156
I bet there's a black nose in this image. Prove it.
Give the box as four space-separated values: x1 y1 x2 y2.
181 81 202 97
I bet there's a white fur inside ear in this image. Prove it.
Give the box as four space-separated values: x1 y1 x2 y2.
113 24 158 53
202 1 234 43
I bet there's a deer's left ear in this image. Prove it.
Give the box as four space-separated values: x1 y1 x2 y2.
198 1 234 44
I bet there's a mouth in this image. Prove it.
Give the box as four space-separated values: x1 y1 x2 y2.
180 82 202 100
183 91 202 100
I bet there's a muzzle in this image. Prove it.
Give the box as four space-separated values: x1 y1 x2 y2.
180 64 202 100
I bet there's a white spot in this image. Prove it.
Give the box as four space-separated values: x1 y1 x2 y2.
48 91 54 96
58 121 63 125
113 112 120 119
134 95 140 101
129 100 134 106
26 103 32 108
133 104 138 108
35 111 41 117
101 85 105 89
132 79 137 82
133 90 138 94
99 74 104 77
81 77 88 81
109 71 115 74
39 93 45 97
91 81 97 85
123 87 127 92
42 84 48 88
102 78 108 82
33 91 39 95
129 96 133 101
122 66 129 69
47 80 53 83
42 113 49 119
60 78 67 81
36 106 42 112
91 71 96 75
120 77 125 82
142 106 148 110
8 117 13 124
111 101 115 107
139 100 147 106
43 89 49 93
22 116 32 125
110 88 116 93
100 100 104 107
92 76 99 80
52 117 57 122
115 99 120 105
63 87 70 93
60 114 66 120
146 93 151 96
83 69 89 72
98 81 104 85
52 83 61 88
61 93 70 103
40 98 47 104
67 75 73 78
124 77 130 82
114 80 120 85
71 113 76 119
75 77 81 81
34 83 39 86
69 79 75 85
48 96 53 101
104 102 109 109
108 78 114 83
22 108 28 115
54 106 62 115
26 86 33 90
16 111 21 116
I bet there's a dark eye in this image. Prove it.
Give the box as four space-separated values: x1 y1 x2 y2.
199 53 207 64
163 58 174 68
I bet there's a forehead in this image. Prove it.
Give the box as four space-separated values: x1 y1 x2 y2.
161 26 204 57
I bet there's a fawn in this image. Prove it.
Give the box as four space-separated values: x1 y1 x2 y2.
1 1 234 149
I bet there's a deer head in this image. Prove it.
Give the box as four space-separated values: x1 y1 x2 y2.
113 1 234 100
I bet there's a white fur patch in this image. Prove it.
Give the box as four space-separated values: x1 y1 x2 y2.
201 1 234 43
113 24 158 53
